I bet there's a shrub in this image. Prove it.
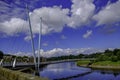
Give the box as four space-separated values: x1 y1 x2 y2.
96 55 110 61
110 56 118 62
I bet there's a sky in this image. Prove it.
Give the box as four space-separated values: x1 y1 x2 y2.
0 0 120 57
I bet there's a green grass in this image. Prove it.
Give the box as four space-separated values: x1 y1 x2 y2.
77 60 90 66
0 75 8 80
92 61 120 66
0 67 48 80
77 60 120 68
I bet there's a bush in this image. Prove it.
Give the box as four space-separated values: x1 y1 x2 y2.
116 51 120 60
110 56 118 62
96 55 110 61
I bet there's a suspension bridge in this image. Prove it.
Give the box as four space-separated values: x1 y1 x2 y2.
1 58 95 69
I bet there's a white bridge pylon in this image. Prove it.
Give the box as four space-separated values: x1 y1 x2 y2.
12 58 16 68
0 59 3 66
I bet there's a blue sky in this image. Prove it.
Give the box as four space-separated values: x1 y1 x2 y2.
0 0 120 57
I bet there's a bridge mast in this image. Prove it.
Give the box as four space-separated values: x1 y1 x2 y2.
38 17 42 70
12 58 16 68
0 59 3 66
26 4 37 70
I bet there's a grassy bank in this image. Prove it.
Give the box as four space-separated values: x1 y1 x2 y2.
77 60 90 66
77 60 120 69
0 75 8 80
92 61 120 66
0 67 48 80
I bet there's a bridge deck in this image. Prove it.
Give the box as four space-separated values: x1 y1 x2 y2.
2 59 95 68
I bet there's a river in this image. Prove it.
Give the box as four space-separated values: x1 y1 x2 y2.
39 62 120 80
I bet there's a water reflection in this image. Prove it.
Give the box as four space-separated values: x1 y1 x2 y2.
39 62 120 80
73 72 120 80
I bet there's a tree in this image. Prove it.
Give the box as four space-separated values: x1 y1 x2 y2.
104 49 112 53
78 54 84 58
0 51 4 59
104 49 113 56
110 56 118 62
113 49 120 55
96 54 109 61
116 51 120 60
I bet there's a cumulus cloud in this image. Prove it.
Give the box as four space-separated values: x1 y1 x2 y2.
13 48 104 57
8 51 32 57
93 0 120 25
0 18 28 36
68 0 95 27
40 48 104 57
1 0 119 37
29 6 70 35
0 0 96 37
83 30 92 38
0 6 69 37
45 48 103 57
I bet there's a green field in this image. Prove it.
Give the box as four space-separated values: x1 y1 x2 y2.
77 60 90 66
92 61 120 66
77 60 120 68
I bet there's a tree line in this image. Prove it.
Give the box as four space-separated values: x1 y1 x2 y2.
96 49 120 62
47 48 120 62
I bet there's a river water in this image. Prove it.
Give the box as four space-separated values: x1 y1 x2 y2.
39 62 120 80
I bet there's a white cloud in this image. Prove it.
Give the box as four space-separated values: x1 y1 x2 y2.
0 6 69 37
83 30 92 38
0 0 96 37
93 0 120 25
68 0 95 28
0 18 28 36
8 52 32 57
12 48 104 57
38 48 104 57
0 2 26 22
0 0 40 22
30 6 69 35
1 0 119 37
24 35 36 41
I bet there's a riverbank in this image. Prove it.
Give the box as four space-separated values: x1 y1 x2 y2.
0 75 8 80
77 60 120 70
0 67 48 80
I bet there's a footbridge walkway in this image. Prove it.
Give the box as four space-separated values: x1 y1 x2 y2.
1 58 95 68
